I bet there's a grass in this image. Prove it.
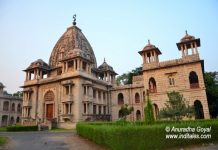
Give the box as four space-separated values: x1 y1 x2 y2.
76 119 218 150
0 127 7 132
0 137 8 146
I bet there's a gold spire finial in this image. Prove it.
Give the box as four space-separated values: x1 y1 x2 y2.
73 14 76 26
148 39 150 45
185 30 188 36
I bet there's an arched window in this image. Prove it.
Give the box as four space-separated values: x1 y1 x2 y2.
153 104 159 120
44 90 55 101
17 103 21 113
189 71 199 88
118 93 124 105
10 116 14 125
1 115 8 126
16 117 20 123
3 101 9 111
136 110 141 120
135 93 140 103
194 100 204 119
118 110 122 118
11 103 15 111
149 77 157 93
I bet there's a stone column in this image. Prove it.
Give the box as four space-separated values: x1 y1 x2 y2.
77 59 80 70
74 60 76 71
34 69 36 79
68 103 70 114
191 43 194 54
86 103 88 114
194 42 198 54
184 45 188 56
40 71 43 79
26 72 28 81
36 69 39 79
66 62 68 72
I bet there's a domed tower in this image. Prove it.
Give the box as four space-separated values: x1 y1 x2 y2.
98 58 117 84
24 59 50 81
0 82 5 96
49 17 97 75
176 31 200 58
138 40 162 64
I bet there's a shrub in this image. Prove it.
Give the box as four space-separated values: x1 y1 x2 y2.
144 96 154 124
76 119 218 150
6 125 38 132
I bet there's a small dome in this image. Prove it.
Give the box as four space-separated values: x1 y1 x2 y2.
142 40 157 51
27 59 50 70
0 82 5 88
98 59 116 73
49 25 97 68
180 31 195 42
139 40 162 55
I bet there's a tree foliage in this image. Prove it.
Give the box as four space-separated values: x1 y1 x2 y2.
118 104 134 120
116 67 142 85
159 91 194 120
13 91 23 97
204 71 218 118
144 96 155 124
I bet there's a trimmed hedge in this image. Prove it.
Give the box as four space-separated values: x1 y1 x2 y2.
6 125 38 132
76 120 218 150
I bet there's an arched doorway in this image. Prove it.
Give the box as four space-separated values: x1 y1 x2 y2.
1 115 8 126
10 116 14 125
136 110 141 120
44 91 55 120
194 100 204 119
16 117 20 123
153 104 159 120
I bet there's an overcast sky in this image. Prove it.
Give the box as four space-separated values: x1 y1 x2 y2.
0 0 218 93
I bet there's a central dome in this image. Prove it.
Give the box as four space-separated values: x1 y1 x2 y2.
49 25 97 68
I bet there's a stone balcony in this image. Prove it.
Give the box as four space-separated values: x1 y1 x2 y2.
143 54 200 71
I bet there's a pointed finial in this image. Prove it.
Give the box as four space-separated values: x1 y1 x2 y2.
148 39 150 45
185 30 188 36
73 14 76 26
104 58 106 62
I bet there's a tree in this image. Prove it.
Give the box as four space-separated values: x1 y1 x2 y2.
204 72 218 118
13 91 23 97
159 91 194 120
144 96 155 124
116 67 142 85
118 104 134 120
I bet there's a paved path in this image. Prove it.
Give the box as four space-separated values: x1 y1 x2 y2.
0 131 107 150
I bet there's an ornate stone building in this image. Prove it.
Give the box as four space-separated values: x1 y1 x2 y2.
22 20 209 128
0 82 22 127
111 32 210 121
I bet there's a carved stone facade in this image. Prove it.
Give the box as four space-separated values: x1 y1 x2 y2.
0 83 22 127
22 23 209 128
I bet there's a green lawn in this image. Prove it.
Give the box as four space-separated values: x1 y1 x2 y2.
0 127 6 132
0 137 8 146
